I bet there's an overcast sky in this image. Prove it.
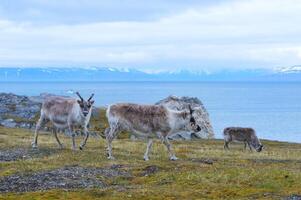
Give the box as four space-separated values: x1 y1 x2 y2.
0 0 301 72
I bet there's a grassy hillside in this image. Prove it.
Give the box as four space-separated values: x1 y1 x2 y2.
0 126 301 199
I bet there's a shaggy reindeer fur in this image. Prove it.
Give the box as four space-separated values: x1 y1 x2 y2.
32 93 94 150
105 103 201 160
223 127 263 152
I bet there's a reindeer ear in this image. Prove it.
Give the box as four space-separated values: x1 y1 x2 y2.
77 100 82 104
89 100 95 105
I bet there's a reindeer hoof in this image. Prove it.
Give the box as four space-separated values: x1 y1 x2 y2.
31 142 38 149
144 157 150 161
107 156 115 160
169 156 178 161
79 146 83 150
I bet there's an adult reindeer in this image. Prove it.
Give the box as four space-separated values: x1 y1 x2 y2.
105 103 201 160
31 92 94 150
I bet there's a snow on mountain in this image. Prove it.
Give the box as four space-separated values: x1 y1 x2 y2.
276 65 301 73
0 66 300 82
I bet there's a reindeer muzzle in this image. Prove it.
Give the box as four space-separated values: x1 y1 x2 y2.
256 145 263 152
83 111 89 117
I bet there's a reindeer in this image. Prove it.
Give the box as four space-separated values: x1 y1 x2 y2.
31 92 94 150
105 103 201 161
223 127 263 152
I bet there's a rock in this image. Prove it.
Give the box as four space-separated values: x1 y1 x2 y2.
0 119 17 128
0 93 41 119
285 194 301 200
156 95 214 140
0 93 41 128
190 158 217 165
140 165 160 176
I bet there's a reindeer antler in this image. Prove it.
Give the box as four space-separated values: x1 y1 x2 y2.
88 93 94 101
76 92 84 101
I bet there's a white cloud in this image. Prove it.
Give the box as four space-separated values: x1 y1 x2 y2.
0 0 301 70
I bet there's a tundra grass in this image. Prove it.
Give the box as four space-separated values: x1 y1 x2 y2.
0 126 301 199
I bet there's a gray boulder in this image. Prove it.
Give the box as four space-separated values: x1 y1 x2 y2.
156 95 214 140
0 93 41 119
0 93 42 128
0 119 17 128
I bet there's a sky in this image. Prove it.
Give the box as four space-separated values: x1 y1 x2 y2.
0 0 301 72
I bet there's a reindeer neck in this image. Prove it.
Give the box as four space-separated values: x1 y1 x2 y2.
169 110 189 132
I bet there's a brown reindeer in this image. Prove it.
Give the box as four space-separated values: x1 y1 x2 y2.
223 127 263 152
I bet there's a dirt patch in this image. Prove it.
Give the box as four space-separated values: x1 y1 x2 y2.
0 165 131 193
249 159 301 164
190 158 216 165
140 165 160 176
0 147 59 162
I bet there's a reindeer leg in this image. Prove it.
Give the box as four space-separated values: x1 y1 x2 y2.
32 114 45 148
143 138 153 161
247 142 253 151
104 127 111 153
158 133 178 161
79 126 89 150
224 141 230 150
53 128 64 149
106 125 119 160
68 124 76 151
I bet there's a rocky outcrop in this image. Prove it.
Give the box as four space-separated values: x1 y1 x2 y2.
156 95 214 140
0 93 41 128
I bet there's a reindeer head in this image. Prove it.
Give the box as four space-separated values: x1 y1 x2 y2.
250 134 264 152
76 92 95 117
187 105 202 132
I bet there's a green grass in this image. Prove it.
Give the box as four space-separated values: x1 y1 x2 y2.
0 126 301 199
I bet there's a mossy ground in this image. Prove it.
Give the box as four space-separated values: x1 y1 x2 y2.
0 126 301 199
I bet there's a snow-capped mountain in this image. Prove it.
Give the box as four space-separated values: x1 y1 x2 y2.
276 65 301 74
0 66 300 82
0 67 150 82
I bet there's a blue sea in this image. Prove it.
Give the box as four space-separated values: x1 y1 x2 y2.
1 81 300 143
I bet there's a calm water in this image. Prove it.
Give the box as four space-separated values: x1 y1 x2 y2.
1 81 301 143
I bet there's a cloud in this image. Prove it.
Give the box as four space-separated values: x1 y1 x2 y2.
0 0 301 70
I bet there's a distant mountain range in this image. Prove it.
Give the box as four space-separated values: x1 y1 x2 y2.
0 66 301 82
